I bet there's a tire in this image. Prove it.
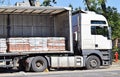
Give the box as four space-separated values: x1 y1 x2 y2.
86 55 100 69
31 56 47 72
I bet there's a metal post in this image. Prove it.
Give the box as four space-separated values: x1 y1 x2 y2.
6 14 10 52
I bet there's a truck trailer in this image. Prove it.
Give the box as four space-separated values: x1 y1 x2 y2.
0 6 112 72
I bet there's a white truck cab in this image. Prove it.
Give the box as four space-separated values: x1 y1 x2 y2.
80 11 112 50
72 10 112 69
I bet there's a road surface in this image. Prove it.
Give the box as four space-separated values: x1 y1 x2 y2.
0 67 120 77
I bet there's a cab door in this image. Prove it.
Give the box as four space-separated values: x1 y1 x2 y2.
91 26 111 49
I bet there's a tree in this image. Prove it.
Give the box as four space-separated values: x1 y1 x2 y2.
75 7 81 11
29 0 35 6
69 4 73 11
42 0 56 6
106 7 120 48
84 0 107 17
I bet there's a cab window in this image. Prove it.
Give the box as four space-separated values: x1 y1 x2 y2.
91 20 106 24
91 26 108 37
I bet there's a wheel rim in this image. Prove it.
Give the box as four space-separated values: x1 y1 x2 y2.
90 59 98 68
36 60 43 68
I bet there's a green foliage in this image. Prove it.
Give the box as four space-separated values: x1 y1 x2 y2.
41 0 56 6
69 4 73 11
84 0 105 13
106 7 120 39
113 46 120 52
112 46 120 59
42 0 51 6
75 7 81 11
68 4 81 11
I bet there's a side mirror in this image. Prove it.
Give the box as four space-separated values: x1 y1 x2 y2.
108 27 112 40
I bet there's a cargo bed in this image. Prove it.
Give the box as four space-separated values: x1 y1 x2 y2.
0 6 73 54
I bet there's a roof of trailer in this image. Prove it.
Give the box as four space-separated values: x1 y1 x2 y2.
0 6 71 14
72 10 86 15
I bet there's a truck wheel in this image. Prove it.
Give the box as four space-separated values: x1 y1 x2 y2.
86 55 100 69
31 56 47 72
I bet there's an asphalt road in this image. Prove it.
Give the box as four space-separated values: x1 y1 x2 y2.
0 67 120 77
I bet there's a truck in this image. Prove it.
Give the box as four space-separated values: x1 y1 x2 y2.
0 6 112 72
